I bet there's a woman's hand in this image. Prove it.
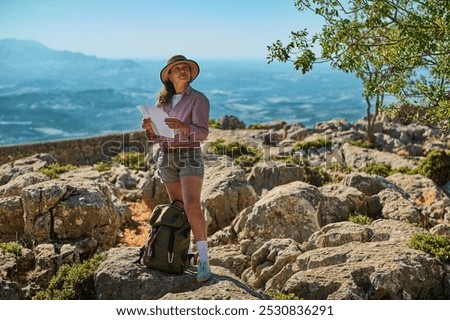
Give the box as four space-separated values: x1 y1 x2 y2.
141 118 155 132
164 117 190 135
141 118 157 139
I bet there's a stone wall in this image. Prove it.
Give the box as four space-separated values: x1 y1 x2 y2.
0 130 151 166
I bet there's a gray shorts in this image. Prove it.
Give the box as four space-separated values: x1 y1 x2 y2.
157 148 204 183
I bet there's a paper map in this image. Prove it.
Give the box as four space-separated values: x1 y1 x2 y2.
137 105 175 138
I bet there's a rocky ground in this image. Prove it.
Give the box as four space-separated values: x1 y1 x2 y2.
1 115 449 300
119 200 151 247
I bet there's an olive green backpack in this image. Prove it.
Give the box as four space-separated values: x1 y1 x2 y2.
135 201 192 274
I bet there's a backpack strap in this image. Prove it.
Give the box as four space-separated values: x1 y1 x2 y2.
167 227 175 264
133 225 163 265
133 245 145 265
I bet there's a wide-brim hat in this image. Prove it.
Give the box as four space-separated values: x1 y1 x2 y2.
160 55 200 83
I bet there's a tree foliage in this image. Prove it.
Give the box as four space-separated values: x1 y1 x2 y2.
268 0 450 135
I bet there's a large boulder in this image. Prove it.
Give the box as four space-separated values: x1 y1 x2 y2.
246 220 449 299
218 115 246 130
319 184 379 217
202 156 257 234
241 238 302 290
377 189 422 225
13 153 57 172
21 179 131 249
0 242 85 299
232 181 350 246
208 244 250 277
0 172 49 198
140 171 170 207
248 162 305 196
0 196 24 241
341 143 416 170
387 173 450 227
94 247 265 300
341 172 405 197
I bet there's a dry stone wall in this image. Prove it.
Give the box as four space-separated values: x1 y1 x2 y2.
0 130 149 166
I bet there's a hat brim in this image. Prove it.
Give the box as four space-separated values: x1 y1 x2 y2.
160 59 200 83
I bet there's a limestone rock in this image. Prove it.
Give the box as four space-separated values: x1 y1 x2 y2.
94 247 264 300
0 278 24 300
202 157 257 234
218 115 246 130
341 143 416 170
233 182 322 245
248 162 305 196
286 127 309 141
313 118 352 133
109 165 138 189
208 244 250 277
249 220 449 299
21 179 131 249
387 173 450 226
378 189 422 225
2 124 450 301
241 238 302 290
319 184 376 217
140 170 170 207
0 172 49 198
13 153 57 172
0 196 24 241
341 172 405 196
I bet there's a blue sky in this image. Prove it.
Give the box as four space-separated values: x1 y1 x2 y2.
0 0 321 59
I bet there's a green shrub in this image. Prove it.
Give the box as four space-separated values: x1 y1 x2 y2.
0 241 23 256
267 291 300 300
363 162 392 177
348 214 373 225
362 162 418 177
328 162 352 174
304 165 331 187
38 163 77 179
395 166 418 175
417 150 450 185
33 253 105 300
269 155 331 186
94 161 113 172
234 153 261 169
112 151 147 170
94 151 147 172
408 233 450 262
209 139 262 170
294 138 331 151
209 118 221 129
209 139 242 158
348 139 375 149
272 155 307 166
247 123 269 130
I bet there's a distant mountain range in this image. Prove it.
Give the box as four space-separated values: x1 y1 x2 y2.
0 39 161 92
0 39 166 144
0 39 368 145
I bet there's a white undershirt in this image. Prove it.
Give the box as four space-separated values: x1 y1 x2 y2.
172 94 182 107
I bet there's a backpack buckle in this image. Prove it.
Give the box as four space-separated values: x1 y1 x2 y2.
168 252 174 264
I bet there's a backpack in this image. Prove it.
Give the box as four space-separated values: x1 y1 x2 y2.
135 201 192 274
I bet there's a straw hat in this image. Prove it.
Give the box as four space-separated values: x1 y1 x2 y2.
160 55 200 83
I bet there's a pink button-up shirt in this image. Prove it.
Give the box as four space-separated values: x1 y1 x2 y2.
153 85 210 149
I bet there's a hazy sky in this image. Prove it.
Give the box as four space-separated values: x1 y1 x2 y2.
0 0 321 59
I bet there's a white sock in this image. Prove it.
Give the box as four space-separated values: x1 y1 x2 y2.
196 240 209 261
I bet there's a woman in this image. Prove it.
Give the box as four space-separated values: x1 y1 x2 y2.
141 55 211 282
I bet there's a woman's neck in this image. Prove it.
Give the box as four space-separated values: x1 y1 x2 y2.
173 82 188 94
